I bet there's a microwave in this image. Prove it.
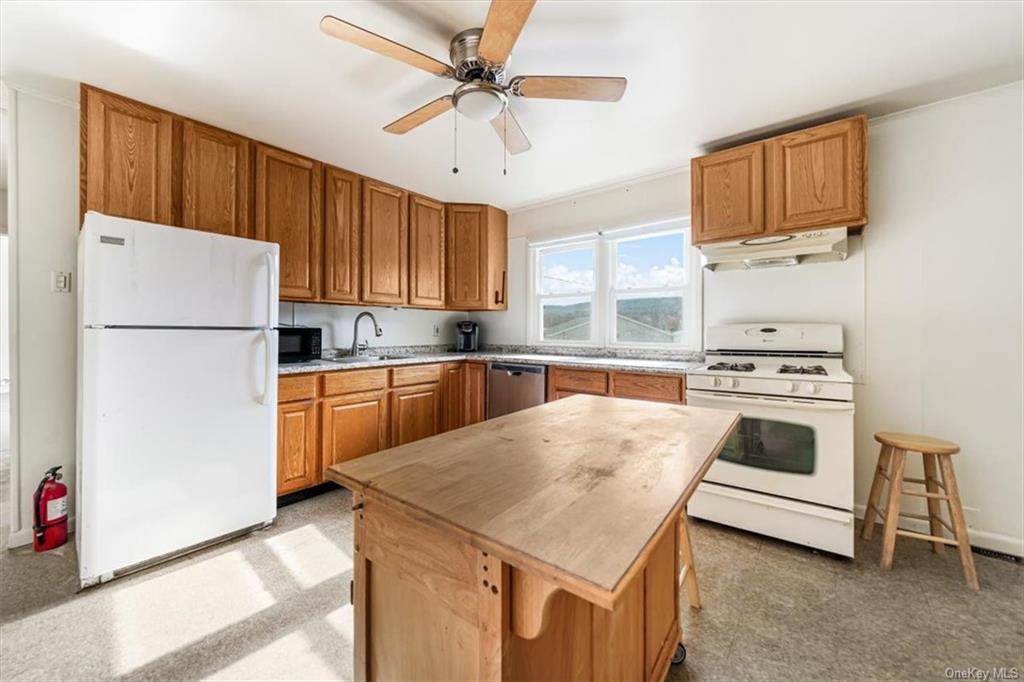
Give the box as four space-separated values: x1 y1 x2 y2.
278 326 322 364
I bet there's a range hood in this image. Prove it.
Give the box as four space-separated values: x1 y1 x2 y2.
702 227 848 271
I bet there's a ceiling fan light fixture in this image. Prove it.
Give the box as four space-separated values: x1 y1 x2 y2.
453 81 507 122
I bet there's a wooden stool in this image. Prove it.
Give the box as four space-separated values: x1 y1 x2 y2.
862 432 978 590
678 508 702 609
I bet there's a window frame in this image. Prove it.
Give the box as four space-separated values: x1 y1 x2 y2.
528 218 702 352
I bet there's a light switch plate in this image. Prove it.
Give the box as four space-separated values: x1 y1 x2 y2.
51 271 72 293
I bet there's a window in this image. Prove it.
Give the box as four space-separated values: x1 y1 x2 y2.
528 219 701 350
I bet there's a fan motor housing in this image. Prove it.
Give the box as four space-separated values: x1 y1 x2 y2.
449 28 507 83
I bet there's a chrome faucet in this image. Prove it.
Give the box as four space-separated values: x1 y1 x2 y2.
351 311 383 356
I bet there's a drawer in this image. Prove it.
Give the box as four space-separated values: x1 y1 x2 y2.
278 374 318 402
323 368 388 396
610 372 685 404
391 364 442 388
550 367 609 395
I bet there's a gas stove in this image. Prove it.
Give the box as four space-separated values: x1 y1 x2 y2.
686 323 855 557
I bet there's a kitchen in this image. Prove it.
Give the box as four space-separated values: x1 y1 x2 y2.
1 2 1022 681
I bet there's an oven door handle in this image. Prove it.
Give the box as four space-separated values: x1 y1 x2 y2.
686 391 855 413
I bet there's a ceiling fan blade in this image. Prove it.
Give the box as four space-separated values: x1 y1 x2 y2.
490 108 531 155
383 96 454 134
478 0 537 64
320 15 452 78
510 76 627 102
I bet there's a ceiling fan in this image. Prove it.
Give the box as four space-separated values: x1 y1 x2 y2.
320 0 627 156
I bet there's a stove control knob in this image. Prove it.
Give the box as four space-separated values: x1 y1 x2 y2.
802 382 822 395
784 381 796 393
729 378 740 389
712 376 722 388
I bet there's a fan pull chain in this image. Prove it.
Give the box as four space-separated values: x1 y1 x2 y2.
452 112 459 174
503 109 508 177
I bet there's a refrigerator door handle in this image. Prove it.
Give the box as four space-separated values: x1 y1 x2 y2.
265 252 276 329
260 329 274 405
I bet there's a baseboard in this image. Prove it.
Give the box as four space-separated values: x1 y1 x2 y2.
6 515 77 550
854 504 1024 558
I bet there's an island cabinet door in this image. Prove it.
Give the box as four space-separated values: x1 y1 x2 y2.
277 399 319 495
441 363 465 432
322 391 388 472
182 120 252 238
254 144 322 300
390 384 442 446
463 362 487 426
362 180 409 306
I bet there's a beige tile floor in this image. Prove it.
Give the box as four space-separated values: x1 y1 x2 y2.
1 487 1021 681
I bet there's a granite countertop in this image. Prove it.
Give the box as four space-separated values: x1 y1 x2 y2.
279 352 702 376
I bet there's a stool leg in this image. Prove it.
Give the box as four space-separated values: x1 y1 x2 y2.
880 448 906 570
679 508 701 610
862 444 893 541
938 455 980 591
922 453 945 554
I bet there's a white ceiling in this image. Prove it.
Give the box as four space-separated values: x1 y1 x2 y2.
2 1 1021 210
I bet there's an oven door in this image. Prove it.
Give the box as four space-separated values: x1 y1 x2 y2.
686 390 854 510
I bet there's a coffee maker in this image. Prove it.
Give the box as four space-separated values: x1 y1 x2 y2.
456 321 479 352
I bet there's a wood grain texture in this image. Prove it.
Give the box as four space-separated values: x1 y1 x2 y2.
486 206 509 310
512 75 627 102
182 120 251 237
254 144 322 300
875 431 960 455
509 570 562 640
691 141 765 244
323 165 361 303
446 203 486 308
464 361 487 426
320 15 452 78
547 367 609 400
322 368 388 396
327 395 740 607
478 0 537 64
644 520 678 677
277 399 319 494
391 363 441 388
408 194 446 308
610 372 684 404
765 115 867 232
83 85 174 225
278 374 317 403
383 96 453 134
477 551 509 681
352 492 368 682
321 391 388 473
442 363 466 432
362 179 408 305
389 383 442 447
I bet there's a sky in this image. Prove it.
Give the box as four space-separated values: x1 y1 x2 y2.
540 231 687 295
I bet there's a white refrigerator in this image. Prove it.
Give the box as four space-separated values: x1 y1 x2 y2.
77 212 279 587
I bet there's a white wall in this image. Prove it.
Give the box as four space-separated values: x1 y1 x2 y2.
485 83 1024 555
5 86 80 547
282 302 467 351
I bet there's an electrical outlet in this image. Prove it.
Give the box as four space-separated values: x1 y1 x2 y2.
51 271 72 293
432 324 440 337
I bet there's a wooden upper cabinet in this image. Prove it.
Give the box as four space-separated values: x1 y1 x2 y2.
82 85 174 225
408 194 445 308
691 142 765 244
446 204 508 310
323 166 361 303
765 115 868 232
254 144 322 300
362 180 408 306
182 120 251 238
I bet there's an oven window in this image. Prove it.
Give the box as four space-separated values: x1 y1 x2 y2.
718 417 816 474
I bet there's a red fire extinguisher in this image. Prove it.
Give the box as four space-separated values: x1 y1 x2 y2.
33 466 68 552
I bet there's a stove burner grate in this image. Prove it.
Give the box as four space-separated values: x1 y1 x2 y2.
707 362 756 372
778 364 828 376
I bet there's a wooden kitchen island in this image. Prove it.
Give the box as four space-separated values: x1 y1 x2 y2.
326 394 740 681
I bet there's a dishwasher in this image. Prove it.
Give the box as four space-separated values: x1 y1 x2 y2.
487 362 547 419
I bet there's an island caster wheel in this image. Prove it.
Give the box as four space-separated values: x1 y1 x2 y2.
671 643 687 665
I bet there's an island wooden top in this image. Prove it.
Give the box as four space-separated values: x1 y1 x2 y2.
326 395 740 608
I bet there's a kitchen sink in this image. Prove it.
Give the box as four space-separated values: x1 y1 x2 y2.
327 354 414 363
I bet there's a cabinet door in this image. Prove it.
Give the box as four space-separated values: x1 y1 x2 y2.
362 180 408 305
390 384 442 447
691 142 765 244
83 86 174 225
254 144 322 300
441 363 465 432
464 362 487 426
409 194 445 308
446 204 486 308
182 120 251 237
323 166 361 303
277 399 319 495
610 372 684 404
485 206 508 311
765 116 867 232
322 391 388 472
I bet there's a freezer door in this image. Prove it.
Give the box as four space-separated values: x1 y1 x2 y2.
78 328 277 583
80 212 279 328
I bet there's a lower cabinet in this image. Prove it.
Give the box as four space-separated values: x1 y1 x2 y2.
390 383 442 447
321 391 388 474
464 362 487 426
547 367 686 405
442 362 465 432
277 399 319 495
